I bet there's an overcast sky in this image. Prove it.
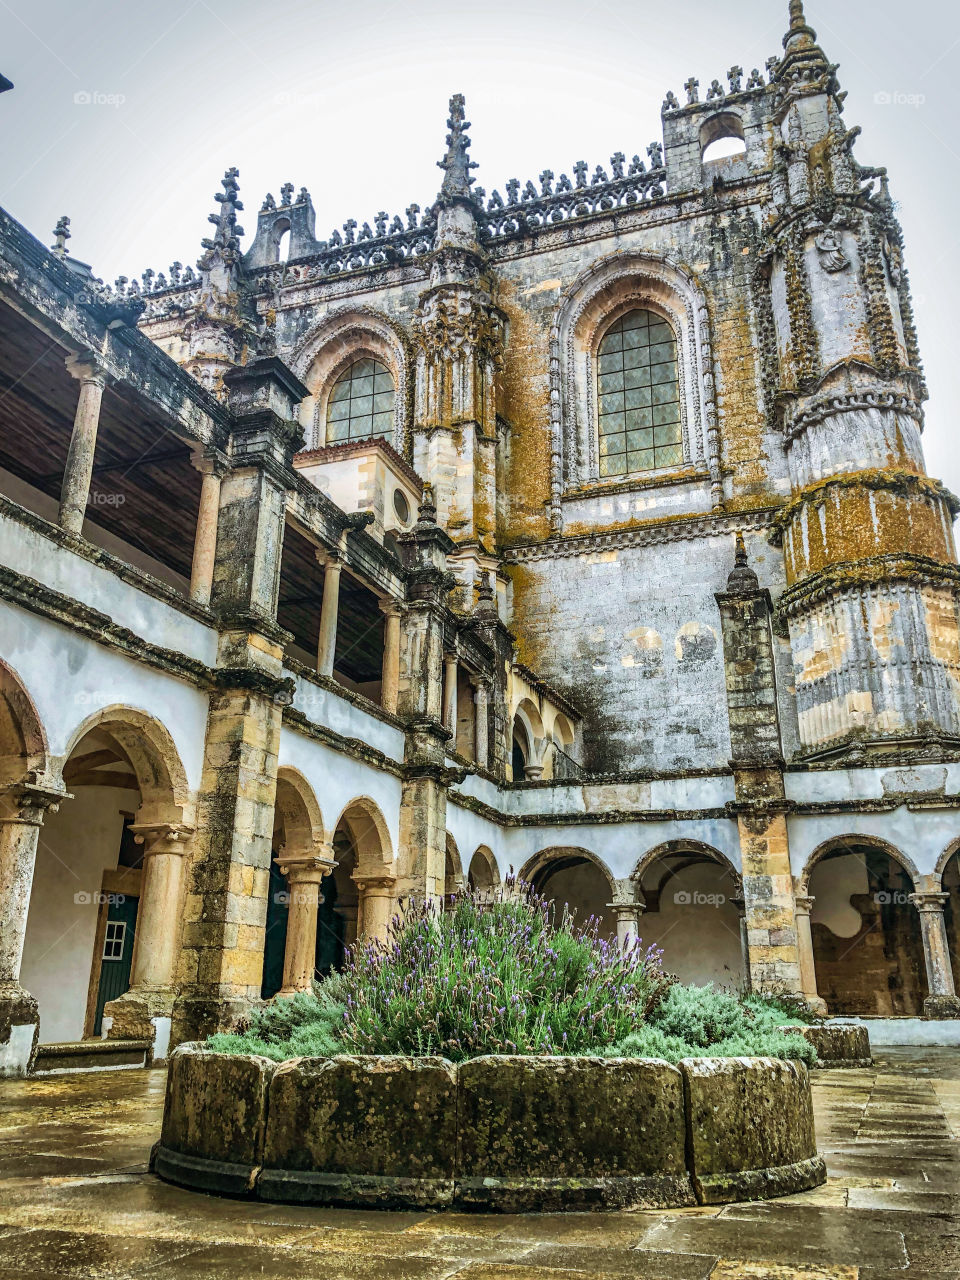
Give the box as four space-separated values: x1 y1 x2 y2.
2 0 958 493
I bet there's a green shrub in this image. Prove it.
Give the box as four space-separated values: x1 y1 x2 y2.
604 983 817 1065
201 887 817 1067
207 972 348 1062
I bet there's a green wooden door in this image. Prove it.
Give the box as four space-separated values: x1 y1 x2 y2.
261 860 289 999
93 894 139 1035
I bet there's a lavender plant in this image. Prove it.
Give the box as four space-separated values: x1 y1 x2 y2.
338 887 668 1060
208 885 815 1064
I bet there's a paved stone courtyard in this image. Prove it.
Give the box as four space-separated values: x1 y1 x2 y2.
0 1049 958 1278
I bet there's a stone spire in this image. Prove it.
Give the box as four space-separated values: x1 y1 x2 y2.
432 94 482 256
775 0 832 95
437 93 478 207
185 167 253 396
197 167 245 299
783 0 818 53
51 215 70 257
726 531 760 594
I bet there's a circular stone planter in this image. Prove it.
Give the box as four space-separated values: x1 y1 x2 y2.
154 1046 827 1211
798 1022 872 1069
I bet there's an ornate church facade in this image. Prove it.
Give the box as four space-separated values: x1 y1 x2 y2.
2 1 960 1077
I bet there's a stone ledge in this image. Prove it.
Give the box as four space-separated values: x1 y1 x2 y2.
156 1048 826 1211
799 1023 872 1068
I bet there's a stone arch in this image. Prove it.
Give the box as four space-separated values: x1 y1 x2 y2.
519 845 616 893
699 110 747 158
519 846 617 939
939 841 960 995
289 306 412 454
332 796 394 876
468 844 500 894
20 705 191 1046
274 766 325 860
512 698 547 779
551 712 575 748
0 658 49 788
332 797 394 943
632 839 745 987
444 832 464 900
549 251 721 527
58 705 191 827
802 833 926 1017
934 837 960 886
799 833 920 897
632 838 743 895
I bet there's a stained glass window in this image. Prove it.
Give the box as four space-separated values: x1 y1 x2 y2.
596 310 682 477
326 358 395 444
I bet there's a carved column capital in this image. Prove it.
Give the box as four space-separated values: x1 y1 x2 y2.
908 891 950 914
0 780 68 826
64 353 109 389
130 822 194 858
189 446 229 478
276 841 337 882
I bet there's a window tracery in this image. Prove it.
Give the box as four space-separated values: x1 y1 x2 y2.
325 357 396 444
596 309 682 477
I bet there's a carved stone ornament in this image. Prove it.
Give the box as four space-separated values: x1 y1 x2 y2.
813 227 848 273
882 234 903 288
414 288 505 368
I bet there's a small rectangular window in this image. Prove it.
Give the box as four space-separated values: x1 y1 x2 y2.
103 921 126 961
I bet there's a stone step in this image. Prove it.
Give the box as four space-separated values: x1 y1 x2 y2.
33 1038 153 1074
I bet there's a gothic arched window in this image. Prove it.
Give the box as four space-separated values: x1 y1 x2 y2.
326 357 395 444
597 309 681 477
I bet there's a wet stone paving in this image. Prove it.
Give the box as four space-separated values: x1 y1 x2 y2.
0 1048 958 1278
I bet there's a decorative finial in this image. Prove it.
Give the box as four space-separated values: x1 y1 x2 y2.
51 215 71 256
726 531 760 593
437 93 478 204
417 482 438 526
782 0 819 53
199 167 244 264
476 570 497 617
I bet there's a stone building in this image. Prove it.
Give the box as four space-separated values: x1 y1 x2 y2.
1 0 960 1077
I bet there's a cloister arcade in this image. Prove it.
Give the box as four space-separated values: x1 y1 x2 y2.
3 636 960 1065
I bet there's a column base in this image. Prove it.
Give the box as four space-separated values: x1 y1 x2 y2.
104 988 177 1063
923 994 960 1020
805 995 829 1017
0 982 40 1078
170 993 259 1051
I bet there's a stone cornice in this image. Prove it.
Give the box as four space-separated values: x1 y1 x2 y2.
502 506 778 563
0 563 214 689
283 657 404 731
279 706 405 778
770 469 960 543
0 205 230 446
294 435 423 492
776 554 960 619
